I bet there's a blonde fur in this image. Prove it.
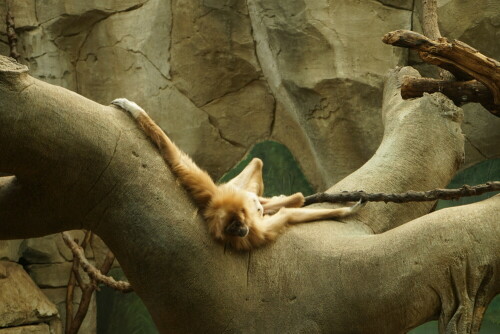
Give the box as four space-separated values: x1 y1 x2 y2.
111 98 365 251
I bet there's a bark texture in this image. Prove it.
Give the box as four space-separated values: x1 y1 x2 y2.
383 30 500 116
0 57 499 333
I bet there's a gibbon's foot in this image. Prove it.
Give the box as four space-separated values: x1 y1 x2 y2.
111 98 145 118
349 198 367 213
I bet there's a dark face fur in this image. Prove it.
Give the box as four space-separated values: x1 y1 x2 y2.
224 218 249 237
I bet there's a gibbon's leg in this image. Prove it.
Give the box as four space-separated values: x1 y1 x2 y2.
262 199 366 232
226 158 264 196
259 193 305 214
226 157 303 212
111 98 217 207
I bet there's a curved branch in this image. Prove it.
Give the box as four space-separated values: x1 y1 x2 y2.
323 67 464 233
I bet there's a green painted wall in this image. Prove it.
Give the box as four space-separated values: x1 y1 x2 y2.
219 141 314 197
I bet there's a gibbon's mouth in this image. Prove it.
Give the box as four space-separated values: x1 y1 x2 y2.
225 223 249 238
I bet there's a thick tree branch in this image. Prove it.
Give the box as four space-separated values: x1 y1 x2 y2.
305 182 500 205
0 176 76 238
322 67 464 233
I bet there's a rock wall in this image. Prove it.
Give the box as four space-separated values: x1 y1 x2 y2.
0 0 499 332
0 260 61 333
2 0 499 186
0 231 100 334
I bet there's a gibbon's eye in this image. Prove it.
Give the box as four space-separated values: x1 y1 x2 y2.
225 220 249 238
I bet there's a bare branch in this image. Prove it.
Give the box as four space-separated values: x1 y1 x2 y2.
67 286 94 334
304 182 500 206
65 254 78 334
383 30 500 116
400 76 495 111
61 232 133 292
99 250 116 274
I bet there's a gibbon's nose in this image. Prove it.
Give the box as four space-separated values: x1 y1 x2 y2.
225 221 249 237
238 226 249 238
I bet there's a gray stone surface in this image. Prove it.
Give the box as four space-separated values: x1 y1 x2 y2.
20 231 89 264
0 261 59 327
0 324 50 334
0 240 22 262
1 0 498 184
27 261 92 288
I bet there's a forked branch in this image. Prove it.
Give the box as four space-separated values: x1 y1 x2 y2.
62 232 133 292
382 30 500 116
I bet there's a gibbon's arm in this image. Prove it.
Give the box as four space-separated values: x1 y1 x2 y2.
111 98 217 208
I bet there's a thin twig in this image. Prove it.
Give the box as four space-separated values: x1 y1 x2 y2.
65 247 79 334
100 250 116 274
304 182 500 206
71 264 85 290
68 286 94 334
62 232 133 292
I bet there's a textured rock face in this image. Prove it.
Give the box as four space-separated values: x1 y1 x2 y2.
0 240 22 262
20 230 88 264
2 0 498 185
0 261 60 330
0 324 50 334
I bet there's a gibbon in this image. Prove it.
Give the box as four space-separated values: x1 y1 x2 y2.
111 98 366 251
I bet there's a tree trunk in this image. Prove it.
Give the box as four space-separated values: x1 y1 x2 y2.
0 56 498 333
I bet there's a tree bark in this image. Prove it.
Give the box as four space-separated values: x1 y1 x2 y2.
383 30 500 116
400 77 495 110
0 56 498 333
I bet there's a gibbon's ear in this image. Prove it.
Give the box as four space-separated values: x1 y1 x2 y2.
226 158 264 196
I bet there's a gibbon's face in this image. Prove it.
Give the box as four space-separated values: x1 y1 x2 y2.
205 188 262 240
224 211 250 237
223 191 264 238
